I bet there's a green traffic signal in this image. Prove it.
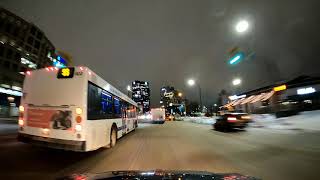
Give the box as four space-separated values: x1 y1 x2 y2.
229 52 244 65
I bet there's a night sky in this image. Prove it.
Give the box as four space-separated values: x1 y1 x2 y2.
1 0 320 106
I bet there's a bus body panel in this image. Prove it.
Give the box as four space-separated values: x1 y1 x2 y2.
85 118 137 151
20 68 87 143
23 69 86 107
18 67 138 152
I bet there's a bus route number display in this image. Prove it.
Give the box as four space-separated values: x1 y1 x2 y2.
57 67 75 79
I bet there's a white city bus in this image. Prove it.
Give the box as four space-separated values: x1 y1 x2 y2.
18 66 138 151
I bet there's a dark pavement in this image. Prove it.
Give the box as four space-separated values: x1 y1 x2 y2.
0 120 319 180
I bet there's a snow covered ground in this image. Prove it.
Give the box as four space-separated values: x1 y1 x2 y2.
250 110 320 131
183 116 216 125
182 110 320 131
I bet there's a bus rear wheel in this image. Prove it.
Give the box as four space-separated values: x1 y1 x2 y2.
110 127 117 147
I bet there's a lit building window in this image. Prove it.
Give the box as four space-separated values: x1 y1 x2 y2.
21 57 37 69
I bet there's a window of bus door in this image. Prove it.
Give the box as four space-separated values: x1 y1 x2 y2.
114 97 122 118
127 105 136 118
121 101 128 118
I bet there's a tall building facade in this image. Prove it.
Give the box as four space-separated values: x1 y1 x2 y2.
160 86 185 115
131 80 150 113
0 8 69 117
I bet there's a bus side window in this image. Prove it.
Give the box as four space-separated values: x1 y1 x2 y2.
101 91 113 118
88 82 114 120
88 82 102 120
133 107 137 118
127 105 135 118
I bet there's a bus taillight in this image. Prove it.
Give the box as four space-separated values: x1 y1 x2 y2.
75 107 83 123
42 128 50 135
18 106 24 126
76 108 82 115
76 116 82 123
75 124 82 132
18 119 24 126
19 105 24 112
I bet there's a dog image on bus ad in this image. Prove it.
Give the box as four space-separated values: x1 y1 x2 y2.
51 110 72 130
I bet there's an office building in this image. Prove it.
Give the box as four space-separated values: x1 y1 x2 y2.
0 8 69 117
132 80 150 113
160 86 185 115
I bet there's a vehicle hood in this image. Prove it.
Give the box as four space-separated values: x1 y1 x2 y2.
59 170 260 180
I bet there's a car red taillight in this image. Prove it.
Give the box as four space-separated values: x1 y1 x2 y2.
227 116 237 122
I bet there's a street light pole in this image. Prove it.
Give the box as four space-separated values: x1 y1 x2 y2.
197 84 202 111
187 79 203 112
127 85 131 97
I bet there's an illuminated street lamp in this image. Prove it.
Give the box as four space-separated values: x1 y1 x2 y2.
127 85 132 97
232 78 242 86
187 79 195 86
235 20 249 33
187 79 202 112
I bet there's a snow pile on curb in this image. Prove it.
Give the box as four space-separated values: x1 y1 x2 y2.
249 114 277 128
182 110 320 131
250 110 320 131
182 117 216 124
